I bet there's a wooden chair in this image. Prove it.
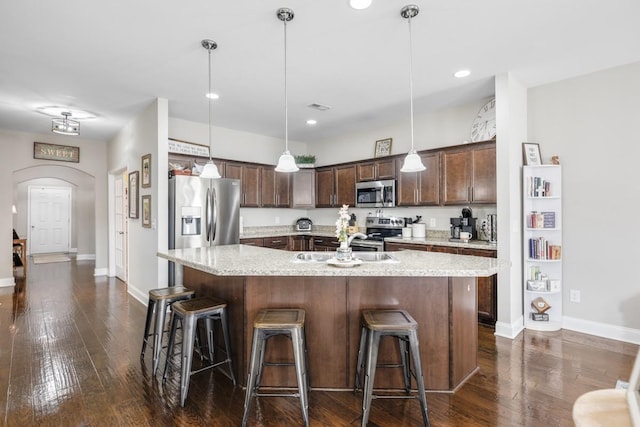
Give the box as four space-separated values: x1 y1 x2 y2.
573 348 640 426
12 229 27 278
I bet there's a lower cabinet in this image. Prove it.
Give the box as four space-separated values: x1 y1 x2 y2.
240 237 264 247
311 236 339 251
385 242 497 326
290 235 311 251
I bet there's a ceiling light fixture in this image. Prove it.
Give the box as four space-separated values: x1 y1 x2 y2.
306 119 317 125
275 8 299 173
199 39 222 179
400 5 426 173
349 0 372 10
51 112 80 136
454 69 471 78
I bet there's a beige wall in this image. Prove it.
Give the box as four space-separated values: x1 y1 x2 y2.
528 62 640 340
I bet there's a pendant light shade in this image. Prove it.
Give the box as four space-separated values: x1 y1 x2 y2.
275 8 299 173
200 39 221 179
400 5 426 173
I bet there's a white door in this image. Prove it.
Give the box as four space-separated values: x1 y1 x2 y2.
115 173 127 281
28 186 71 254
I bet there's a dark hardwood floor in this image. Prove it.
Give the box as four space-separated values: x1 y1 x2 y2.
1 258 637 426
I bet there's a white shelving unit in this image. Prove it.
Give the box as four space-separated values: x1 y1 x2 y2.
523 165 562 331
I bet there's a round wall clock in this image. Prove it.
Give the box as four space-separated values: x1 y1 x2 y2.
470 98 496 142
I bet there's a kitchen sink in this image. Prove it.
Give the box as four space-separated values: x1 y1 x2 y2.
292 252 397 263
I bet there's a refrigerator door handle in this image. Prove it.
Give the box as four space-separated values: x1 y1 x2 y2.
211 187 218 242
205 187 212 241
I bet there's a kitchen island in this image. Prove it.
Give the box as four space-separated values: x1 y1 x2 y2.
157 245 502 392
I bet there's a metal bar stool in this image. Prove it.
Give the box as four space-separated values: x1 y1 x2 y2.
242 309 309 427
354 309 430 427
162 296 236 407
140 286 195 375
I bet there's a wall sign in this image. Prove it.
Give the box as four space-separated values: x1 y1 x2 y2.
34 142 80 163
168 138 209 157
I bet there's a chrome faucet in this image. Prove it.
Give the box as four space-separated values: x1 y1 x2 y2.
347 232 368 246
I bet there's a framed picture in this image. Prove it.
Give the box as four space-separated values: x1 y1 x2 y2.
141 195 151 228
522 142 542 166
141 154 151 188
128 171 139 219
374 138 392 158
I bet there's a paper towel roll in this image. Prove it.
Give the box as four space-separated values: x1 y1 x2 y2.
412 223 426 238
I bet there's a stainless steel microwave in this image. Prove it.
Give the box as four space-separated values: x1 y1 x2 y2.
355 179 396 208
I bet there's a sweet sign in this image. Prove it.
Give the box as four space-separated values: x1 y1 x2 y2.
34 142 80 163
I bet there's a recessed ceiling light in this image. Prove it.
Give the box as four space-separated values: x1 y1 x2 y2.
349 0 372 10
306 119 317 125
206 92 219 99
453 69 471 78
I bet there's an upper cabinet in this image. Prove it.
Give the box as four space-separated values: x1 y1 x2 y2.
261 168 290 208
356 158 396 182
441 142 496 205
396 152 440 206
226 162 261 207
291 169 316 209
316 165 356 208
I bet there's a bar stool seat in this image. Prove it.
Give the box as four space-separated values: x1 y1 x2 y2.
242 309 309 427
162 296 236 407
354 309 430 427
140 286 195 375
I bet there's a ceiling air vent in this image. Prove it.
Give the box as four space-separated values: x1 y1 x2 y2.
307 103 332 111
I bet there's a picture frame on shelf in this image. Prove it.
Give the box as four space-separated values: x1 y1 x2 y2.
141 154 151 188
141 195 151 228
128 171 139 219
374 138 392 158
522 142 542 165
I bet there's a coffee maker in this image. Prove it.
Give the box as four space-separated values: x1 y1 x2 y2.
450 207 477 240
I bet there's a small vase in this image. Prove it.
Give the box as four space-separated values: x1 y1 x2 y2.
336 242 352 261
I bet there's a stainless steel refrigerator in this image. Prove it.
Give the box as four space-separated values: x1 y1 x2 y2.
168 175 241 285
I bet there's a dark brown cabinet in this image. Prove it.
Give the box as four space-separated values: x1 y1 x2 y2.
315 165 356 207
396 152 440 206
263 236 289 250
239 237 264 247
291 170 315 208
226 162 261 207
311 236 339 251
441 143 496 205
356 158 396 181
290 235 311 251
261 168 290 208
386 242 497 326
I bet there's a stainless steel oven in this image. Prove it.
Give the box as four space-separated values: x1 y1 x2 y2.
350 216 406 252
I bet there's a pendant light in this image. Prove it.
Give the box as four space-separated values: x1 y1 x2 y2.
200 39 222 179
51 112 80 136
400 5 426 173
275 7 299 173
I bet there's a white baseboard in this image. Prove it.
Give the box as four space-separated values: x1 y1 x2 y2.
0 276 15 288
77 253 96 261
494 315 525 339
127 285 148 307
563 316 640 345
93 267 108 276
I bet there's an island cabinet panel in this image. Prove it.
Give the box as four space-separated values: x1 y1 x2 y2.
183 266 478 392
347 277 452 390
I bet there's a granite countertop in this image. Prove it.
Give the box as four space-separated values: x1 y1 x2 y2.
157 245 504 278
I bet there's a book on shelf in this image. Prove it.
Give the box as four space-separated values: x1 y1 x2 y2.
530 312 550 321
528 237 561 260
527 211 556 228
527 176 552 197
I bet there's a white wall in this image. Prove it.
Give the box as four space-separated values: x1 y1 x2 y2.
528 62 640 341
107 98 168 303
0 129 107 286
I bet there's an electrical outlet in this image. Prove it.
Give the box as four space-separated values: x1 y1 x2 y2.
570 289 581 303
429 218 436 227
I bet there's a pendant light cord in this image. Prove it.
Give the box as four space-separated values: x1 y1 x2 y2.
208 47 213 162
284 17 289 152
408 14 415 152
